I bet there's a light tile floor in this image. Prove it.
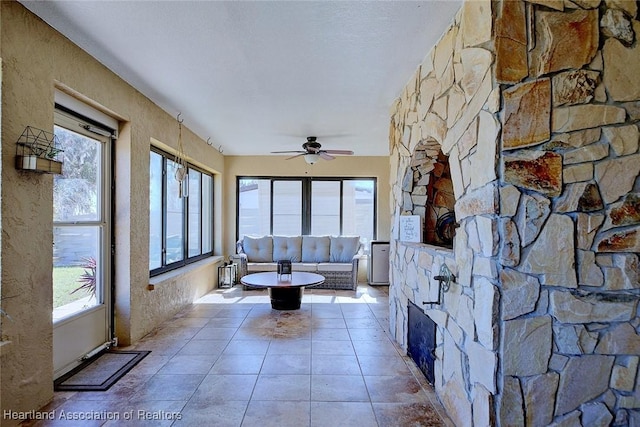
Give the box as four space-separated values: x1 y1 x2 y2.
28 284 453 427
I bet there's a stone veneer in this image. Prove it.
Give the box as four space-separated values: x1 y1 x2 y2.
389 1 640 426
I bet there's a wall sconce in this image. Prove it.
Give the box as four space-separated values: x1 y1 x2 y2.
15 126 64 174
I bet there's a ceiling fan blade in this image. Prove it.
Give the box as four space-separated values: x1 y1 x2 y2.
271 150 306 154
285 153 306 160
323 149 354 155
319 152 335 160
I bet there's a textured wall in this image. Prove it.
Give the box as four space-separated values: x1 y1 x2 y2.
0 2 223 424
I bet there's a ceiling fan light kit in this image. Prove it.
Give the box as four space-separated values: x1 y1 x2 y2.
304 153 321 164
272 136 354 164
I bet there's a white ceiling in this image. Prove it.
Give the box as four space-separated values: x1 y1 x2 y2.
20 1 461 156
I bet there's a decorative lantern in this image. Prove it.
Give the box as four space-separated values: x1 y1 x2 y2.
277 260 292 280
15 126 64 174
218 262 236 288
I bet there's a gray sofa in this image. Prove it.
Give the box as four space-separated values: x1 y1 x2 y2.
232 235 360 290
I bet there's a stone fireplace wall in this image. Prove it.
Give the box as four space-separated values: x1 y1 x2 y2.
497 1 640 425
389 1 500 425
389 0 640 426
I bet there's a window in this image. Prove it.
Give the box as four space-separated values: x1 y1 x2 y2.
238 179 271 237
237 177 376 246
53 108 112 321
343 179 375 243
150 147 214 275
273 180 302 235
311 181 340 235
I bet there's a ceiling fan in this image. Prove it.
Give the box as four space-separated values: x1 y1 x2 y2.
271 136 354 164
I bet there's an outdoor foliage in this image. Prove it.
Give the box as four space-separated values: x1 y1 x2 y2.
53 126 98 221
71 256 97 299
52 266 86 308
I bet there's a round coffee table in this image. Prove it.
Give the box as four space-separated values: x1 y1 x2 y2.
240 272 325 310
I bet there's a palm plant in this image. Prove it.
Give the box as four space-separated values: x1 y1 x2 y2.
71 256 97 300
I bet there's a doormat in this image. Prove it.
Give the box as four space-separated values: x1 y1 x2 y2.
54 350 150 392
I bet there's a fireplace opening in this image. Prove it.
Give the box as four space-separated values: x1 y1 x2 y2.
408 301 437 385
401 141 456 248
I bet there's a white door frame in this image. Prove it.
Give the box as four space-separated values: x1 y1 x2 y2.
52 108 114 379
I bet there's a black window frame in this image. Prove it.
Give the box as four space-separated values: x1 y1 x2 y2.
150 146 214 277
236 176 377 241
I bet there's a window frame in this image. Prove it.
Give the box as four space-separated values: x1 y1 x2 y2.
53 106 114 320
236 176 377 241
150 146 214 277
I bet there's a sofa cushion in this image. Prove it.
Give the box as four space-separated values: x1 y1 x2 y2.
292 263 318 272
318 263 353 272
242 236 273 262
301 236 331 262
247 262 277 272
330 236 360 263
273 236 302 262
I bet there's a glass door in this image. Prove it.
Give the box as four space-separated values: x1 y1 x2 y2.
52 110 112 378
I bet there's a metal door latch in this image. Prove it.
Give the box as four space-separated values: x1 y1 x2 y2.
423 264 456 305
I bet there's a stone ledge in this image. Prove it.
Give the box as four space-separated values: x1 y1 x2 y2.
396 241 455 257
149 256 224 287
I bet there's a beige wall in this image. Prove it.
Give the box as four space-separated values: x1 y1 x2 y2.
223 155 391 256
0 2 223 422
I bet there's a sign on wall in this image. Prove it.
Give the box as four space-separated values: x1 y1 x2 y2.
399 215 422 243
